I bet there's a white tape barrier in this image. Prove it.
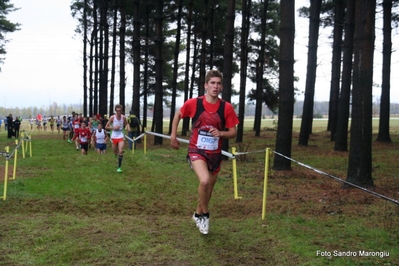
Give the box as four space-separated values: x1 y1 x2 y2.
5 139 24 160
124 133 145 143
124 130 399 206
235 149 267 156
144 131 235 159
273 150 399 206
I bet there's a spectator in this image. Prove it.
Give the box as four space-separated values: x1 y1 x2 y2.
101 114 108 129
127 110 142 150
14 116 21 138
7 114 13 139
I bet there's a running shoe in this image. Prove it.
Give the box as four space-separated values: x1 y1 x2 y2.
117 168 122 173
199 216 209 235
192 213 202 228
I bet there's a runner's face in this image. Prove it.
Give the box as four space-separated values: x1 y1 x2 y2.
205 77 223 97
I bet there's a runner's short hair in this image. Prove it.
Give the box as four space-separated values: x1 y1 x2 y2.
205 69 223 83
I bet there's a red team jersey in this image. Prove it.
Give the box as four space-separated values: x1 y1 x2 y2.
73 118 81 132
78 128 91 144
179 97 239 154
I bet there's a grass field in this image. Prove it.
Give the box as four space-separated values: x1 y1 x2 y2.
0 119 398 265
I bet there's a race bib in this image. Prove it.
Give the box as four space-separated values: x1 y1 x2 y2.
81 136 87 142
196 129 219 150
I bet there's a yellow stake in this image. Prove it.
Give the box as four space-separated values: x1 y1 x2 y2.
25 134 29 153
232 147 242 199
2 146 9 200
144 128 147 155
21 132 26 158
29 135 32 157
262 148 271 220
12 140 18 180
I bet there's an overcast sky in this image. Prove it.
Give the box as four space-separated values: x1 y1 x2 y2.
1 0 399 111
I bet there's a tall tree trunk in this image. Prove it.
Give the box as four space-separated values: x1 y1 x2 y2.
376 0 392 142
190 41 199 99
98 2 104 115
236 0 252 143
142 6 150 133
119 0 126 117
298 0 322 146
254 0 269 137
273 0 295 170
99 0 109 116
328 0 345 141
83 0 88 117
209 2 215 69
199 0 209 96
94 1 99 115
182 0 193 136
103 2 109 114
169 0 183 135
89 30 95 117
221 0 236 156
132 0 141 117
346 0 376 187
221 0 236 99
334 0 356 151
110 1 117 115
190 17 200 100
153 0 164 145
